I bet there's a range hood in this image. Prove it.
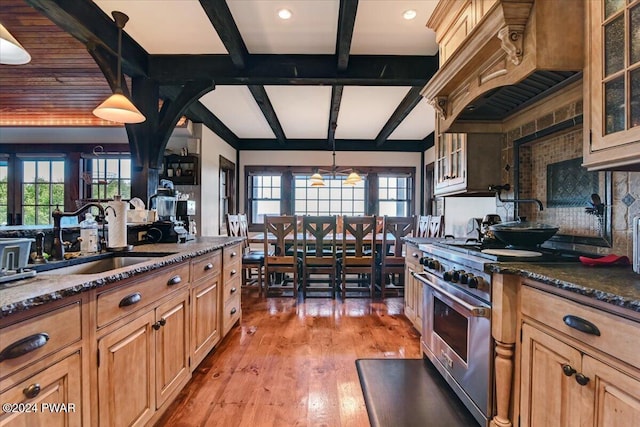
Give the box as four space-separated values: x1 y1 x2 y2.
421 0 584 133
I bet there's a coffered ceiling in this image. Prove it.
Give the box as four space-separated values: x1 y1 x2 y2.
0 0 440 151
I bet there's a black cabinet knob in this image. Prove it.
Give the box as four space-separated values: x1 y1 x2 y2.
575 373 590 386
562 364 576 377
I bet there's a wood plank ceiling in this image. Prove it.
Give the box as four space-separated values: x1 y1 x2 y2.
0 0 440 153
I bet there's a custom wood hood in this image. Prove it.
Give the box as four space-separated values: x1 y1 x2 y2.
421 0 584 133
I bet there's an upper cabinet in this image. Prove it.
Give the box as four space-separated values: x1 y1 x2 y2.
434 131 502 196
161 154 198 185
583 0 640 170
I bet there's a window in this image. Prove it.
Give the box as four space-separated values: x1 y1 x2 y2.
378 175 412 217
83 156 132 200
0 159 7 225
293 175 366 215
248 174 281 225
21 159 65 225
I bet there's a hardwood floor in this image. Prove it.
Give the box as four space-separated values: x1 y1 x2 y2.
156 290 421 426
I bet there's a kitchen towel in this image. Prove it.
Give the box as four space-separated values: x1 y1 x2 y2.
107 197 128 248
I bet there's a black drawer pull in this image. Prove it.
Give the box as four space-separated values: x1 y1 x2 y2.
230 307 237 315
167 275 182 286
562 364 576 377
119 293 141 308
204 263 214 271
563 315 601 336
23 383 41 399
0 333 50 362
575 373 590 386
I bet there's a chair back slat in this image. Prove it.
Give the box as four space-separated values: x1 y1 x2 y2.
427 215 444 238
302 215 336 261
238 213 251 250
416 215 431 238
382 216 415 258
226 214 241 237
342 215 376 259
264 215 297 262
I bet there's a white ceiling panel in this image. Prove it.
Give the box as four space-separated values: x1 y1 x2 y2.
227 0 339 54
264 86 332 139
335 87 411 140
94 0 227 54
351 0 438 55
199 86 276 138
388 98 435 140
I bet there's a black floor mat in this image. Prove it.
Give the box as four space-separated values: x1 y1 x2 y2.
356 358 479 427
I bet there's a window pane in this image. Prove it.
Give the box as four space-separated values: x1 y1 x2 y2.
21 159 65 225
23 161 36 182
51 161 64 182
605 76 625 134
605 0 625 19
631 4 640 65
631 68 640 128
605 16 625 77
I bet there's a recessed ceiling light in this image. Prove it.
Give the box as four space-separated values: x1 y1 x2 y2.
278 9 292 20
403 9 417 20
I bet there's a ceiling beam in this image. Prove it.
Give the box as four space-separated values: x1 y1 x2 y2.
25 0 148 77
198 0 249 68
248 85 287 144
237 139 429 152
375 87 424 146
336 0 359 71
149 54 437 86
328 86 344 146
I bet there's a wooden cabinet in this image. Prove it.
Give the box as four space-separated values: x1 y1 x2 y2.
519 285 640 426
190 250 222 368
222 244 242 336
404 243 423 333
584 0 640 170
434 132 502 196
161 154 198 185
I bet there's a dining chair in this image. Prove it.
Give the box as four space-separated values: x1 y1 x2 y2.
378 215 415 298
264 215 299 298
301 215 337 298
226 213 264 295
427 215 445 238
339 215 376 299
416 215 431 238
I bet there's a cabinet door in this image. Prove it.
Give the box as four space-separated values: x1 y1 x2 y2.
191 277 220 368
447 133 466 188
415 280 424 334
0 352 82 427
585 0 640 168
98 311 155 427
403 263 416 324
435 133 450 191
582 356 640 427
155 290 190 409
520 323 582 427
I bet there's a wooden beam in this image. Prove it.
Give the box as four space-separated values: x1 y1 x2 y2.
375 87 424 146
247 85 287 144
87 42 131 98
328 86 344 146
198 0 249 69
237 139 427 152
149 54 437 86
25 0 148 77
336 0 359 71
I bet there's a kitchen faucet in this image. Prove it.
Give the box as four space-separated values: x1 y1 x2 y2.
488 183 544 212
51 203 107 261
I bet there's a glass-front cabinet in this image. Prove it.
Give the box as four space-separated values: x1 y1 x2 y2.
584 0 640 170
435 133 466 194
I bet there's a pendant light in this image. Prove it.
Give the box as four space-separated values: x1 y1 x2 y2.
308 141 362 187
0 22 31 65
93 11 146 124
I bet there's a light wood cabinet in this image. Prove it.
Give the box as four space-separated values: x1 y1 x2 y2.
434 132 502 196
222 244 242 336
583 0 640 170
403 244 423 333
519 285 640 426
190 251 222 369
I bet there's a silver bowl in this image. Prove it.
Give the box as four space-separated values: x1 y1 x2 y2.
489 221 559 247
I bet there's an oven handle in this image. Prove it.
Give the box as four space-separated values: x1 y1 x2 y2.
412 271 489 318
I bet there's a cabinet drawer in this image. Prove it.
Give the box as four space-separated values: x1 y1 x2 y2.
222 293 241 334
191 251 221 283
96 263 189 328
0 302 82 379
405 245 422 268
223 276 241 303
223 244 242 269
521 284 640 368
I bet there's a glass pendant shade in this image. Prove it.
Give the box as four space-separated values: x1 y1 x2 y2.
310 180 325 187
93 89 146 123
344 171 362 185
0 23 31 65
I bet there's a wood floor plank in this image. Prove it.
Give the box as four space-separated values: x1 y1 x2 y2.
156 292 421 426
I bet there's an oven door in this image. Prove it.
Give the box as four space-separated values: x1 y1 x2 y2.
414 271 492 425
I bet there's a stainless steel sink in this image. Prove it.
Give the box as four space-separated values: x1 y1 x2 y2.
41 254 174 275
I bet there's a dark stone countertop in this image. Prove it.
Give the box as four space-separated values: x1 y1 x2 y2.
0 236 244 318
488 262 640 315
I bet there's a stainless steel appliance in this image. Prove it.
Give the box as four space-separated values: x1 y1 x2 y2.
0 238 36 283
413 243 493 426
176 200 196 240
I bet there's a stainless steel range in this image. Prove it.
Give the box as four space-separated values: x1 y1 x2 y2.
413 241 581 426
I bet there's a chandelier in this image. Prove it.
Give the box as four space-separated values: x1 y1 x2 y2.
310 140 362 187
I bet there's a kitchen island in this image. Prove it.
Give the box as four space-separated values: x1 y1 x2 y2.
0 236 243 426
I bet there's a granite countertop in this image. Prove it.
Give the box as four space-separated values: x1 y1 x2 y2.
488 262 640 315
0 236 244 318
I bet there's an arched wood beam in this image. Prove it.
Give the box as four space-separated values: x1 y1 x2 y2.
87 42 131 98
151 80 216 167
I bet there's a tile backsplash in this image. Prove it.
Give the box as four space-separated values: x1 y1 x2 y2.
499 91 639 258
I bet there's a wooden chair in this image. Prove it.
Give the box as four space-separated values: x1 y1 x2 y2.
378 215 415 298
301 215 337 298
339 215 376 299
427 215 445 237
416 215 431 238
226 213 264 295
264 215 299 298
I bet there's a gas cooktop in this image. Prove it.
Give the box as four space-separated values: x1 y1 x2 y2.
432 240 582 263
